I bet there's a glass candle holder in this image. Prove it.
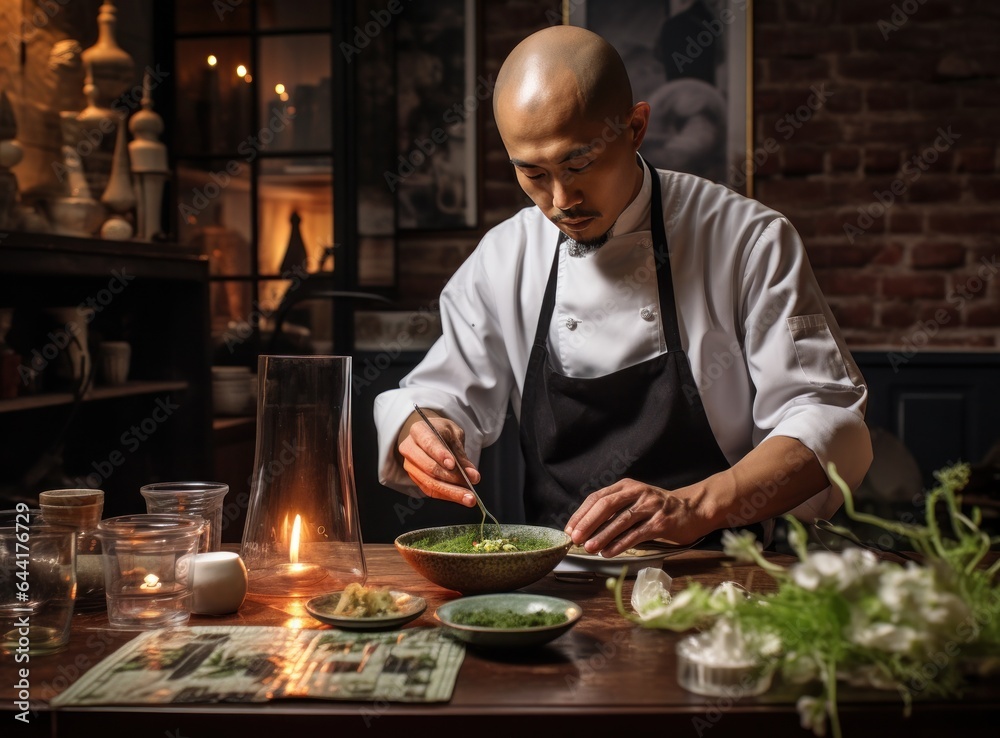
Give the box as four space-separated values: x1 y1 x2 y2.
95 514 204 629
140 482 229 553
241 355 366 597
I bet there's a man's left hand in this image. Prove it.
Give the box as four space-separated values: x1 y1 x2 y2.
564 478 710 557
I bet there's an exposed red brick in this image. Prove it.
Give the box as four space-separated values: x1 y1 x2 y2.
912 84 958 109
757 28 853 57
756 179 829 208
864 148 902 173
958 147 996 173
829 147 861 172
950 273 995 301
880 303 918 328
840 0 892 24
769 57 832 82
911 243 967 269
882 275 946 299
929 212 1000 233
924 334 996 348
784 1 836 24
959 83 1000 108
825 87 864 114
966 303 1000 327
828 301 875 328
873 242 905 265
970 177 1000 201
754 0 782 23
839 53 933 81
783 146 825 175
816 272 879 295
866 87 911 111
918 304 961 326
806 245 881 268
909 176 963 202
888 211 924 233
754 90 783 114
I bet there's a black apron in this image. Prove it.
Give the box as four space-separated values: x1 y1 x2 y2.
519 158 745 543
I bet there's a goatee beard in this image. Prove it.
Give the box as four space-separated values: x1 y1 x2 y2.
565 227 613 257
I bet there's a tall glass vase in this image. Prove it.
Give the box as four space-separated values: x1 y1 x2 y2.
241 356 366 597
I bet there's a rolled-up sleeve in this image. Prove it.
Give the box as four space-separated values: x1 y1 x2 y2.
741 218 873 521
374 247 515 496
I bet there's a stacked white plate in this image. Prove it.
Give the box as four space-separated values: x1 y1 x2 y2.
211 366 255 416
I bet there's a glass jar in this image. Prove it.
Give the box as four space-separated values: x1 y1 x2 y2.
38 489 106 613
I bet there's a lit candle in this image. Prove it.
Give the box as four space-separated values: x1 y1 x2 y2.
289 513 302 569
139 573 162 590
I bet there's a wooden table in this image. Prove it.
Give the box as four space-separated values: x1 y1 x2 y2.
3 545 999 737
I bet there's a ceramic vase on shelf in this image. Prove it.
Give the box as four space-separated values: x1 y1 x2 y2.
100 110 135 240
128 71 168 241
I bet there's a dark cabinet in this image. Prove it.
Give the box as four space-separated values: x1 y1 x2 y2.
0 233 212 518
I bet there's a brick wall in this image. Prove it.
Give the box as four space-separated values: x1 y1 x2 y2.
399 0 1000 351
754 0 1000 348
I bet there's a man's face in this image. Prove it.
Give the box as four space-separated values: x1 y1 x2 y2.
498 101 649 247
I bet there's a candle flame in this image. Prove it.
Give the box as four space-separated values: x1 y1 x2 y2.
290 514 302 564
141 574 161 589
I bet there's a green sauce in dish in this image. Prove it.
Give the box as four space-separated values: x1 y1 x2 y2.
451 609 568 628
410 529 551 553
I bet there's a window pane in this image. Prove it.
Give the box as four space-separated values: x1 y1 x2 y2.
257 158 334 277
174 38 254 155
175 0 251 33
257 0 331 30
257 35 331 152
210 281 253 338
358 237 394 287
176 159 252 276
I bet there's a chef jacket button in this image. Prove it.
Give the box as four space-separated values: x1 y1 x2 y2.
640 307 655 321
565 318 580 331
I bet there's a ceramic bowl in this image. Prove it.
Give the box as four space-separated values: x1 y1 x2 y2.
435 593 582 648
394 524 571 595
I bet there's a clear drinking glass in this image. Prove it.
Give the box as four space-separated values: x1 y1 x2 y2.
38 489 106 613
140 482 229 553
241 355 366 597
95 514 203 629
0 508 76 654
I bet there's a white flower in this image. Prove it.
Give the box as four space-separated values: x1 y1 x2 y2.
849 621 921 653
791 552 849 591
797 695 828 736
722 529 761 561
783 651 821 684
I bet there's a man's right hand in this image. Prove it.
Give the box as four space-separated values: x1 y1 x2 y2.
397 410 481 507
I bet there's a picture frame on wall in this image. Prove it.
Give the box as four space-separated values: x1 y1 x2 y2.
393 0 478 230
567 0 754 197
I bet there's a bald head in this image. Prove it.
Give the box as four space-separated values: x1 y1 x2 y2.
494 26 633 127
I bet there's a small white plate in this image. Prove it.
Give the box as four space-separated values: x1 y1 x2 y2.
557 541 700 577
306 590 426 631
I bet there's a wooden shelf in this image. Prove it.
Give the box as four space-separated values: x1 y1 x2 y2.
0 380 190 414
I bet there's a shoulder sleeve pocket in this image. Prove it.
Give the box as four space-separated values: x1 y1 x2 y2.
786 314 854 388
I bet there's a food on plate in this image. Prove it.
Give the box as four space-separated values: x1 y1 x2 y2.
569 544 650 557
332 582 401 617
450 608 568 628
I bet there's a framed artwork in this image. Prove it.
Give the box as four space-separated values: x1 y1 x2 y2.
567 0 754 196
393 0 479 229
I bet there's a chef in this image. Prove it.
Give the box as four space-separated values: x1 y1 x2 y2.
374 25 872 557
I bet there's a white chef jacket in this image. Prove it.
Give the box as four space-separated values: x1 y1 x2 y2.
374 166 872 523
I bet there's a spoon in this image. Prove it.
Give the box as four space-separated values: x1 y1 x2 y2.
412 403 502 537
